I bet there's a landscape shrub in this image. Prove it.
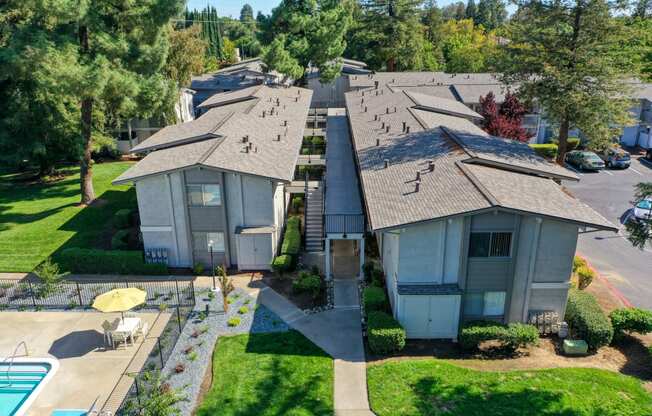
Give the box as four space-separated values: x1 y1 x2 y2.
113 209 132 229
57 248 168 275
111 229 130 250
575 265 595 290
271 255 293 276
363 286 388 312
367 311 406 354
459 321 539 351
291 196 304 211
529 143 558 159
227 317 240 327
281 216 301 256
362 262 375 282
609 308 652 341
311 136 325 147
565 289 613 350
552 137 581 151
573 256 587 272
292 271 321 299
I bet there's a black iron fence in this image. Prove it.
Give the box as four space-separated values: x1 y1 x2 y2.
0 278 195 310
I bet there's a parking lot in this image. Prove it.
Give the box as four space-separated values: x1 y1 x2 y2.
564 156 652 309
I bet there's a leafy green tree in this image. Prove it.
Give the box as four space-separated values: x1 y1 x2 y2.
466 0 478 20
476 0 507 30
626 183 652 249
261 0 353 83
501 0 635 164
240 4 255 22
1 1 180 201
262 35 304 80
439 18 499 72
624 18 652 81
166 25 207 88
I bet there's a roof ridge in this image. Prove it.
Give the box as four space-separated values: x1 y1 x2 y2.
455 161 500 206
198 137 226 165
406 107 429 130
439 126 477 158
208 111 237 134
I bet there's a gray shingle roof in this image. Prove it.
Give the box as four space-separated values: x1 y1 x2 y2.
196 85 262 109
389 84 458 101
115 85 313 184
404 91 482 120
451 83 511 103
345 87 616 232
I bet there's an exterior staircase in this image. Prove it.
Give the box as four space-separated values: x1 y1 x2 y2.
304 187 324 252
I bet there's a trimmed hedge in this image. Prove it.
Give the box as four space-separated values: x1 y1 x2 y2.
281 216 301 256
363 286 388 312
529 143 558 159
111 229 130 250
291 196 304 211
459 321 539 352
113 209 132 229
367 311 406 354
609 308 652 341
565 289 613 350
292 271 321 299
56 248 167 275
575 265 595 290
573 256 588 272
272 255 293 275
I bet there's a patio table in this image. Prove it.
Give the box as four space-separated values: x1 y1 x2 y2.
114 317 141 337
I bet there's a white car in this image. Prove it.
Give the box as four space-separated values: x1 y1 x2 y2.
633 197 652 221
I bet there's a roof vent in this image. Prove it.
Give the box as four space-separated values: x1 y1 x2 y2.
249 142 254 149
416 171 421 181
361 97 364 104
354 76 358 80
284 120 288 126
262 110 266 118
361 91 365 96
386 107 389 114
376 138 380 146
415 181 421 192
374 80 379 89
374 114 378 121
385 125 390 133
406 126 410 134
375 90 379 96
276 134 281 141
384 159 389 169
364 106 368 112
295 97 299 102
394 106 397 113
243 146 249 153
402 121 406 132
429 160 435 172
242 135 249 143
381 121 385 128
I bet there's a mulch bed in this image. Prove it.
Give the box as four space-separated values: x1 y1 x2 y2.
263 273 327 310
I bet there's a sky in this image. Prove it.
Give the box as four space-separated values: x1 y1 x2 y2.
185 0 280 17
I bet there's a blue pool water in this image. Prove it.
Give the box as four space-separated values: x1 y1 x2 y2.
0 362 50 416
50 411 87 416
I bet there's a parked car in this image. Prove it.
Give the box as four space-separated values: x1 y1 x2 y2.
565 151 606 171
645 149 652 162
633 197 652 221
600 147 631 169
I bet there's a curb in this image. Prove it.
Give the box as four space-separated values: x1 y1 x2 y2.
576 253 633 308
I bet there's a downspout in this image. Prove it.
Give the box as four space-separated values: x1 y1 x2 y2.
522 217 543 322
166 173 181 267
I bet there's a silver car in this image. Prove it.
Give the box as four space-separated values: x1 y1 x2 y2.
633 197 652 221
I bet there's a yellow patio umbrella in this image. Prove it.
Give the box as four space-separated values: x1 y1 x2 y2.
92 288 147 321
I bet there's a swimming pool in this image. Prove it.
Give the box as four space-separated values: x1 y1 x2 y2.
0 358 58 416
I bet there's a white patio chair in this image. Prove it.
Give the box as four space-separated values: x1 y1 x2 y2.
111 331 132 349
133 322 149 341
124 311 138 319
101 320 114 346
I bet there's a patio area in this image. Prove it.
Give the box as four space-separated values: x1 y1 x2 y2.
0 310 169 415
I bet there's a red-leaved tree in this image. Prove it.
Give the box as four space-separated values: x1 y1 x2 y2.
479 92 533 142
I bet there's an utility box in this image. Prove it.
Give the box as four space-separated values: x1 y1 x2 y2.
235 226 275 271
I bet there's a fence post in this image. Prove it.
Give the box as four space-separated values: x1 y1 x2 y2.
134 375 142 409
174 280 181 306
176 306 182 334
28 281 36 308
125 280 130 288
190 280 196 305
157 338 164 369
76 282 83 307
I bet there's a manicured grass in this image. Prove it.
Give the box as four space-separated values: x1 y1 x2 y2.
0 162 135 272
196 331 333 416
368 359 652 416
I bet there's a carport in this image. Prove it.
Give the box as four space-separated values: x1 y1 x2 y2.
324 109 366 280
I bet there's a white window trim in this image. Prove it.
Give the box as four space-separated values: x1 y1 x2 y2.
469 231 513 259
187 184 222 207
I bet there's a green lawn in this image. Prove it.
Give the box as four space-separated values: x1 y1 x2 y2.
196 331 333 416
0 162 135 272
368 359 652 416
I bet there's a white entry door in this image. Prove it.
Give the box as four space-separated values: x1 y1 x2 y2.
399 295 461 339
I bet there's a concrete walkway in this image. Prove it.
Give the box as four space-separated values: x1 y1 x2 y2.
215 274 374 415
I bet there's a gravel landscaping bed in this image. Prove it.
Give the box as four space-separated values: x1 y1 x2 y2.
161 287 289 415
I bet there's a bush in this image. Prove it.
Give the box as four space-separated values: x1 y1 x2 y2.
552 137 581 151
311 136 325 146
609 308 652 341
271 255 293 275
238 306 249 315
367 311 406 354
113 209 132 229
111 229 130 250
363 286 388 312
281 216 301 256
573 256 587 272
459 321 539 352
56 248 168 275
565 289 613 350
362 262 375 282
193 263 205 275
575 265 595 290
529 143 558 159
291 196 304 211
227 317 240 327
292 271 321 299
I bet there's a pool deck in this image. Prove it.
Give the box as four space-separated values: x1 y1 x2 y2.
0 311 169 416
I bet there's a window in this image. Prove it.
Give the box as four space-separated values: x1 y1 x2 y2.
464 291 506 317
187 184 221 206
192 232 225 252
469 232 512 258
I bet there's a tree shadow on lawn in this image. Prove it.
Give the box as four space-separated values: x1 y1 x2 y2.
0 203 78 232
412 377 594 416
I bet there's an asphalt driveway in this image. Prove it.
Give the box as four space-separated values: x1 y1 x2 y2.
564 156 652 309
